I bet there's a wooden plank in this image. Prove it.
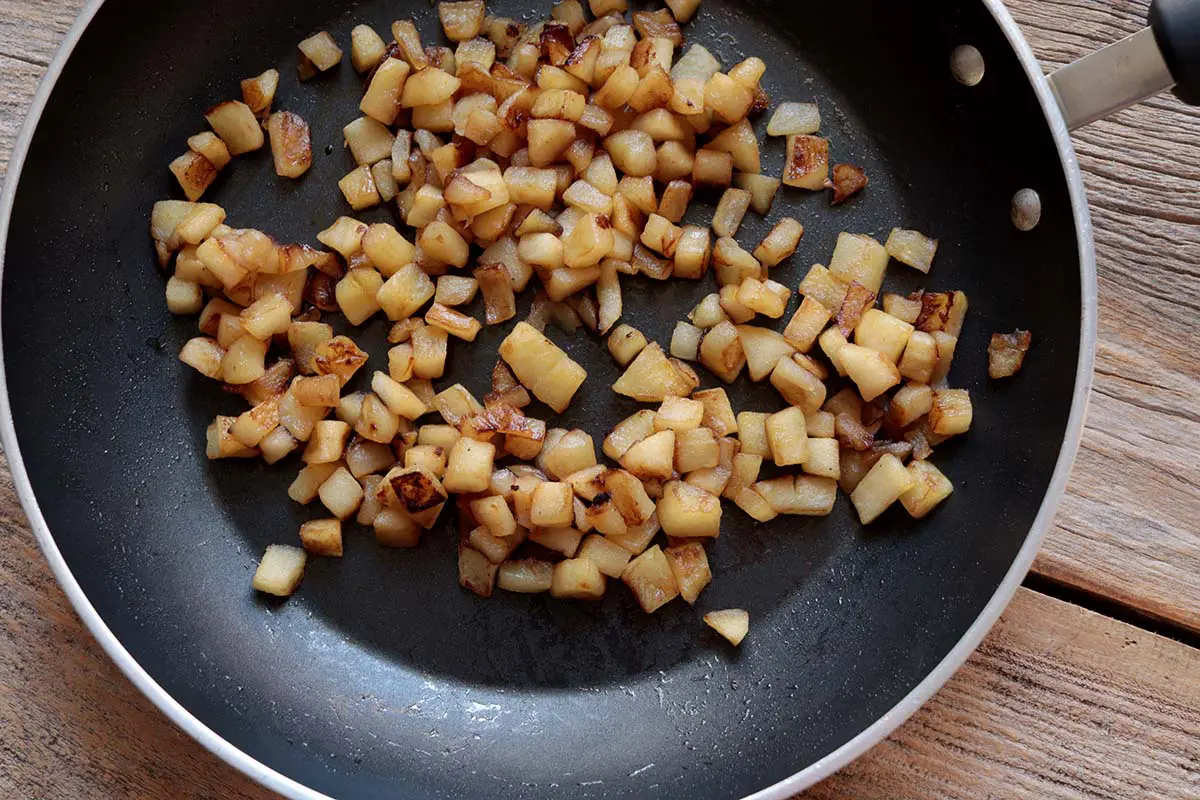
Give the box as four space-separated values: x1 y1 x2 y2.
1008 0 1200 631
804 589 1200 799
0 53 43 175
0 0 83 66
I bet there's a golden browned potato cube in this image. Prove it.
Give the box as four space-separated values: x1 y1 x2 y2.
350 24 387 72
499 322 587 413
607 324 649 366
376 262 435 322
339 166 381 210
705 72 753 123
221 336 268 385
405 444 447 477
753 218 805 270
699 320 746 384
288 462 342 504
704 609 749 646
660 542 708 605
653 396 703 432
267 111 313 178
613 342 695 401
300 518 343 557
736 278 791 319
585 496 627 536
657 480 721 537
253 545 307 596
900 460 954 518
930 331 959 386
498 559 554 593
621 430 676 480
850 454 915 524
722 452 763 500
529 481 574 527
929 389 973 436
622 545 680 612
471 495 518 539
783 134 829 190
605 469 657 526
765 406 808 467
372 507 421 548
607 512 661 555
988 330 1032 379
781 297 830 354
539 429 596 480
839 343 901 402
179 337 225 379
240 68 279 117
361 59 412 126
733 325 793 383
205 100 264 155
886 228 939 274
829 232 889 293
898 330 937 384
343 116 395 166
439 0 485 41
712 237 760 287
603 410 658 460
736 412 770 457
169 151 218 201
206 415 259 460
551 557 607 599
890 382 934 428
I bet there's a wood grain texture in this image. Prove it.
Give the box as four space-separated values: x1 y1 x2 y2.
0 1 1196 799
1010 0 1200 635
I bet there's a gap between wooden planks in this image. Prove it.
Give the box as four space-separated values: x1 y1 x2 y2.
0 0 1196 797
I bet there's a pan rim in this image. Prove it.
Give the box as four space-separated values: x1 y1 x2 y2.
0 2 1098 799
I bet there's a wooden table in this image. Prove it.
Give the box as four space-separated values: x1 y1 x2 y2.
1 1 1197 797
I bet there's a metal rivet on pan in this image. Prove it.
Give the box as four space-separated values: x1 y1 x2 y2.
951 45 985 86
1011 189 1042 231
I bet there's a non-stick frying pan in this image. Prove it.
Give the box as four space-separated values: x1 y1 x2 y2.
2 0 1196 797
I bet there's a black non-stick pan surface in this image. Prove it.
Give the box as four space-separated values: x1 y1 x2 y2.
1 0 1084 797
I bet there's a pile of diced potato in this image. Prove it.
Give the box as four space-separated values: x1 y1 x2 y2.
151 0 1027 648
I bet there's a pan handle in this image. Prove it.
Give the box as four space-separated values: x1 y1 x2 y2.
1047 0 1200 130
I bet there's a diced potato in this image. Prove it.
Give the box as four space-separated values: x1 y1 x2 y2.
850 454 915 524
890 382 934 428
240 68 279 117
621 430 676 480
735 412 769 458
606 129 657 177
303 420 351 464
855 308 914 364
578 534 634 578
712 188 752 238
362 58 412 125
317 466 364 520
468 524 527 564
541 429 597 479
692 148 733 187
783 134 828 190
753 218 804 268
440 0 486 41
840 343 901 402
298 31 343 73
459 546 499 597
705 72 754 123
734 173 780 215
499 322 587 413
988 330 1032 379
405 444 448 477
829 232 889 293
900 460 954 518
350 24 387 73
613 342 695 401
805 410 836 438
802 438 840 479
374 507 422 548
886 228 939 273
603 409 658 460
674 427 719 473
929 389 973 436
899 330 937 384
689 388 737 437
253 544 307 596
442 437 496 493
551 557 606 599
765 406 808 466
657 480 721 537
300 518 343 557
621 545 679 612
736 278 790 319
311 336 368 386
930 331 959 386
529 481 574 527
699 320 746 384
768 102 821 136
498 559 555 593
377 262 436 321
704 609 749 646
205 100 264 155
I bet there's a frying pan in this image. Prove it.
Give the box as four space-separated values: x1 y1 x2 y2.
2 0 1196 797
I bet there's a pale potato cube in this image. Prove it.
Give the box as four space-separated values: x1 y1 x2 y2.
498 559 555 593
604 469 657 526
621 430 676 480
663 542 710 604
374 508 422 548
829 232 888 293
458 546 499 597
736 412 770 457
578 534 634 578
890 382 934 428
805 410 836 439
886 228 939 274
899 330 937 384
607 512 662 555
783 297 832 353
529 481 574 527
655 396 705 432
586 495 628 536
351 24 387 72
621 545 679 612
840 343 901 402
541 429 597 479
850 454 915 524
605 325 648 369
468 525 527 565
732 486 778 522
765 406 808 467
318 466 364 520
900 460 954 518
303 420 351 464
704 609 749 646
657 480 721 537
300 518 343 557
768 102 821 136
670 321 703 361
736 324 796 382
204 100 263 155
405 444 447 477
802 438 840 479
736 278 791 319
345 438 395 478
253 544 307 596
753 218 804 268
165 276 204 316
222 336 269 385
855 308 914 363
613 342 695 401
551 557 606 599
698 320 746 384
443 437 496 492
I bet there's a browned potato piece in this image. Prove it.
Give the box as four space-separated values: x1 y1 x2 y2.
613 342 695 401
267 111 313 178
205 100 264 155
298 31 343 73
439 0 486 41
929 389 973 436
988 330 1032 379
900 460 954 518
656 480 721 538
704 609 749 646
300 518 343 557
253 545 307 596
783 135 829 190
621 545 680 613
850 454 915 524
